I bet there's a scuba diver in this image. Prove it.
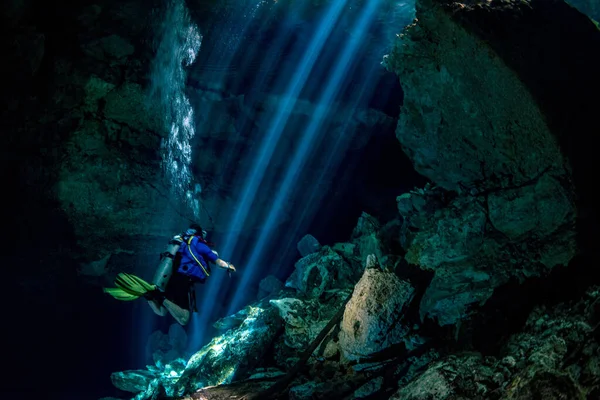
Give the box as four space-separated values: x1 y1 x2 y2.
104 224 236 326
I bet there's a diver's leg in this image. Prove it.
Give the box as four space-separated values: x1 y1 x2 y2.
147 300 168 317
163 299 190 326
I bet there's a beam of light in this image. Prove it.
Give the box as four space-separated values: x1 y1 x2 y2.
188 0 350 349
186 2 302 355
271 60 385 270
220 0 349 257
199 13 301 198
186 0 268 177
227 0 384 315
188 1 307 198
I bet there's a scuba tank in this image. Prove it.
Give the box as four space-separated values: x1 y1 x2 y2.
152 234 184 291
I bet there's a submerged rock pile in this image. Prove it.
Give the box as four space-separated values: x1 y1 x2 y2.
112 213 600 400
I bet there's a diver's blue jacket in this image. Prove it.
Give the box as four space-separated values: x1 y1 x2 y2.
177 236 218 281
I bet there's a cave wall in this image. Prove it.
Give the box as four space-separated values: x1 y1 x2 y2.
384 0 600 326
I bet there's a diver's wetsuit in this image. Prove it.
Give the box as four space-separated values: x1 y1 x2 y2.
164 271 194 311
164 236 217 311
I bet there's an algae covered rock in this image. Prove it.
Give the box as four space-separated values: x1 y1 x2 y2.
175 304 282 394
340 267 415 361
285 246 355 297
384 0 581 326
271 290 350 368
297 233 322 257
110 370 156 393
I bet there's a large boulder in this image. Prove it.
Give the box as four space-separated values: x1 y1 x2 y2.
297 234 322 257
175 304 282 394
270 289 350 369
285 246 356 298
382 0 594 326
384 0 567 194
339 267 415 361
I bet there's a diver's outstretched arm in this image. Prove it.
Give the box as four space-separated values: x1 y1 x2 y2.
214 258 236 272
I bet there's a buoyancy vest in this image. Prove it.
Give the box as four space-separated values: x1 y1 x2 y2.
177 235 211 282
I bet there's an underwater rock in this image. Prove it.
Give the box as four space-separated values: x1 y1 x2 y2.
288 381 327 400
391 353 489 400
297 234 321 257
285 246 355 298
102 82 162 134
404 196 487 270
419 262 496 326
567 0 600 22
213 305 252 331
487 174 574 241
396 191 427 218
247 368 286 380
55 67 193 262
257 275 284 300
344 212 390 272
383 0 585 326
332 242 357 259
392 286 600 399
271 289 349 363
353 376 384 398
110 369 156 393
175 304 282 394
351 212 381 239
383 0 567 194
339 267 415 361
81 34 135 61
270 298 308 330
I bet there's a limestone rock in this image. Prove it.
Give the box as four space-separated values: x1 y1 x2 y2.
110 370 156 393
404 196 487 270
175 304 282 393
285 246 355 298
393 286 600 400
487 174 574 240
257 275 284 299
351 212 381 239
384 0 582 326
289 381 326 400
213 305 252 331
270 291 346 352
419 262 496 326
81 34 135 61
383 0 566 193
340 268 415 361
353 376 384 398
103 82 163 134
297 234 321 257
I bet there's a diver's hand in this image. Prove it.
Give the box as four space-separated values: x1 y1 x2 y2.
227 263 236 272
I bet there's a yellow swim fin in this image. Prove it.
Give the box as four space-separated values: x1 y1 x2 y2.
104 272 159 302
103 287 139 301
